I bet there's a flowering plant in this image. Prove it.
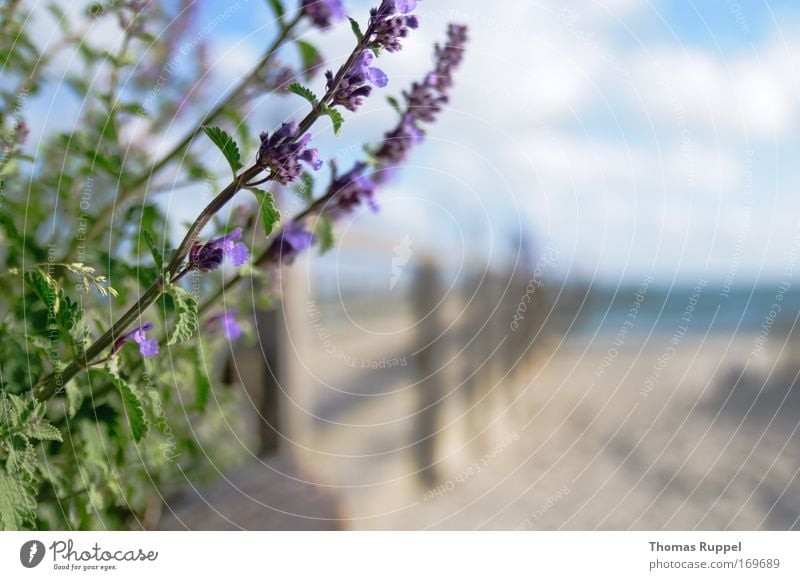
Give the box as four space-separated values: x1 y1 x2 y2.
0 0 466 530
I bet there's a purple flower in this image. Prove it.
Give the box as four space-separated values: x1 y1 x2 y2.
258 121 323 184
374 113 425 164
326 51 388 112
189 227 250 272
395 0 419 12
425 24 469 93
301 0 346 30
373 24 468 165
328 162 379 216
404 81 447 123
266 221 315 264
368 0 420 53
111 322 159 358
372 0 419 18
207 310 243 341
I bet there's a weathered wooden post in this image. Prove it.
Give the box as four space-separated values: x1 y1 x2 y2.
254 307 283 456
412 258 443 485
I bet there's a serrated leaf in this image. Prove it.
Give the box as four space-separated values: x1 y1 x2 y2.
316 214 335 255
67 307 91 351
24 269 60 315
288 83 319 107
321 104 345 136
201 126 243 178
349 17 364 42
0 470 35 530
249 188 281 238
267 0 285 19
107 372 148 442
223 107 252 154
296 40 321 80
165 284 198 346
7 437 39 481
65 381 84 419
26 421 63 442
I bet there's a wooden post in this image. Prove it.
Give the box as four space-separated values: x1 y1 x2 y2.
254 308 282 456
412 259 442 485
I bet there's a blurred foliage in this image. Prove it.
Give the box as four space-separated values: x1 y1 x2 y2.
0 0 315 530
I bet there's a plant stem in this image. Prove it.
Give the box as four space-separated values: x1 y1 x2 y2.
37 12 378 401
33 281 164 401
34 164 263 400
64 13 304 260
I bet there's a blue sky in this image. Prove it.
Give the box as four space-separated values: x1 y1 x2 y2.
25 1 800 286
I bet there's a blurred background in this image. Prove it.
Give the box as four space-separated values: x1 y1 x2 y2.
21 0 800 529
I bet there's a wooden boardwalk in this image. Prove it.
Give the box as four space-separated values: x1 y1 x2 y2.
158 454 341 530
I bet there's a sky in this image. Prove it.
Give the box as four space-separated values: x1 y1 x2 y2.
23 0 800 286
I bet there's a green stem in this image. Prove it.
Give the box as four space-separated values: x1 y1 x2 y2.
65 13 305 261
34 164 263 401
37 12 379 401
33 281 164 401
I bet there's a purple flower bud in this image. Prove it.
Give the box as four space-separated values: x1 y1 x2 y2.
426 24 469 93
301 0 346 30
300 147 324 171
111 322 159 358
207 310 243 341
327 162 379 216
258 122 323 184
404 81 447 123
372 24 468 166
374 113 425 164
266 221 315 264
189 227 250 272
188 241 224 272
369 1 420 52
373 0 418 18
327 51 389 112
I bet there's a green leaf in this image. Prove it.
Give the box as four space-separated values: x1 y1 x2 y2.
349 17 364 42
142 229 164 270
0 470 35 530
316 215 335 255
65 381 84 419
67 306 91 352
201 126 243 178
267 0 285 19
321 105 345 136
26 421 63 442
107 372 148 442
293 172 315 202
249 188 281 238
190 346 211 413
223 107 252 155
24 269 60 315
6 437 39 482
288 83 319 107
165 284 198 346
295 40 321 80
387 95 402 114
84 148 122 176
